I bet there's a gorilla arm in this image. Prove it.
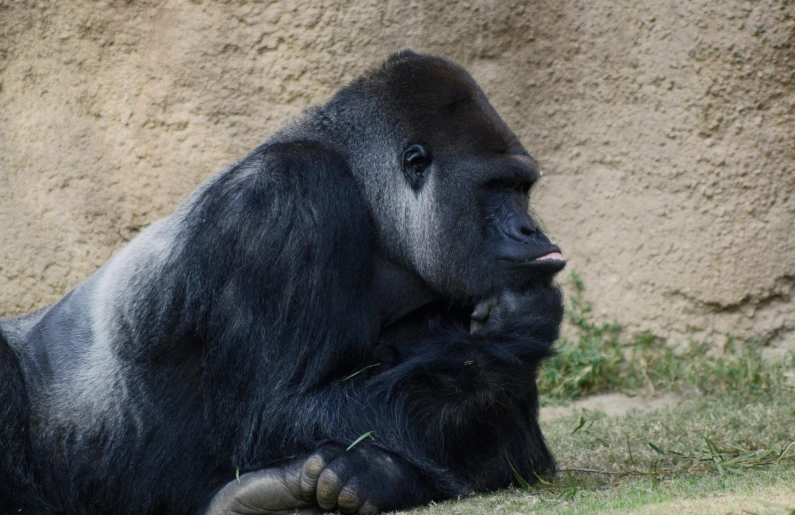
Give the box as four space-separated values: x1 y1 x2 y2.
204 291 561 515
205 289 562 514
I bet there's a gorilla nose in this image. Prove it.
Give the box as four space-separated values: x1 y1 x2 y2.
507 219 544 243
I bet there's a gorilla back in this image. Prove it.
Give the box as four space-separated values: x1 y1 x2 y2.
0 51 565 515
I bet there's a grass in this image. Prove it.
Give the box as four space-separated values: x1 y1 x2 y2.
538 273 789 404
404 273 795 515
412 471 795 515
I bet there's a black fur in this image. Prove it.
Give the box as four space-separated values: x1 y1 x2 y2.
0 51 564 514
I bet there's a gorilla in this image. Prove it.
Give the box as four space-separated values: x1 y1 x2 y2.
0 50 565 514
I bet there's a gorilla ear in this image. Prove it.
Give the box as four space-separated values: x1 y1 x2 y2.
402 144 432 191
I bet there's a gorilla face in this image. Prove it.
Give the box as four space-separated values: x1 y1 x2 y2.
342 53 565 304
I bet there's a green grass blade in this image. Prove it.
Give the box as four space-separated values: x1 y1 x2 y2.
648 442 666 455
347 431 374 451
342 363 381 382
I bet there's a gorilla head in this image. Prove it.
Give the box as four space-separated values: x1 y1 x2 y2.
322 51 564 304
0 50 565 515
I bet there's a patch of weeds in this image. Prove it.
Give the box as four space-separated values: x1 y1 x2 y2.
539 271 794 404
539 272 622 401
534 280 795 511
517 388 795 513
556 435 792 479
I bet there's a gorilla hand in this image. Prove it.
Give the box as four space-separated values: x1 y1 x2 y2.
205 444 424 515
470 288 563 338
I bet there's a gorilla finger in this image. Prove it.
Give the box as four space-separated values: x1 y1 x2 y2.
300 444 346 502
471 296 498 322
471 295 499 334
336 486 364 514
336 478 368 514
316 470 344 510
315 453 361 511
470 319 486 335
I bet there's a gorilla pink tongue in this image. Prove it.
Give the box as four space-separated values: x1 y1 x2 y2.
533 252 564 262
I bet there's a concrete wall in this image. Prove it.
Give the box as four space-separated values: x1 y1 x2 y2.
1 0 793 352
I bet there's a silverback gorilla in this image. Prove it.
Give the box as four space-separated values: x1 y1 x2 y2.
0 51 565 514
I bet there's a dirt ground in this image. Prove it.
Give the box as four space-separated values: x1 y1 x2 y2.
1 0 793 351
540 392 681 421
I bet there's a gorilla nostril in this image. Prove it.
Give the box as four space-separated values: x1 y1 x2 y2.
519 225 533 237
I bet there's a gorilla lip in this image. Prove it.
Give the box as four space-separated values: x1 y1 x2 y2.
497 248 565 265
533 252 564 262
498 250 566 273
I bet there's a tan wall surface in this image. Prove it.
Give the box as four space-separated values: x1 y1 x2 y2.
1 0 793 352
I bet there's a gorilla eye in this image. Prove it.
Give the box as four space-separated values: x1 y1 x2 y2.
485 179 531 195
402 144 432 190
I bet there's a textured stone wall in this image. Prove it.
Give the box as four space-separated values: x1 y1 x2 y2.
1 0 793 352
